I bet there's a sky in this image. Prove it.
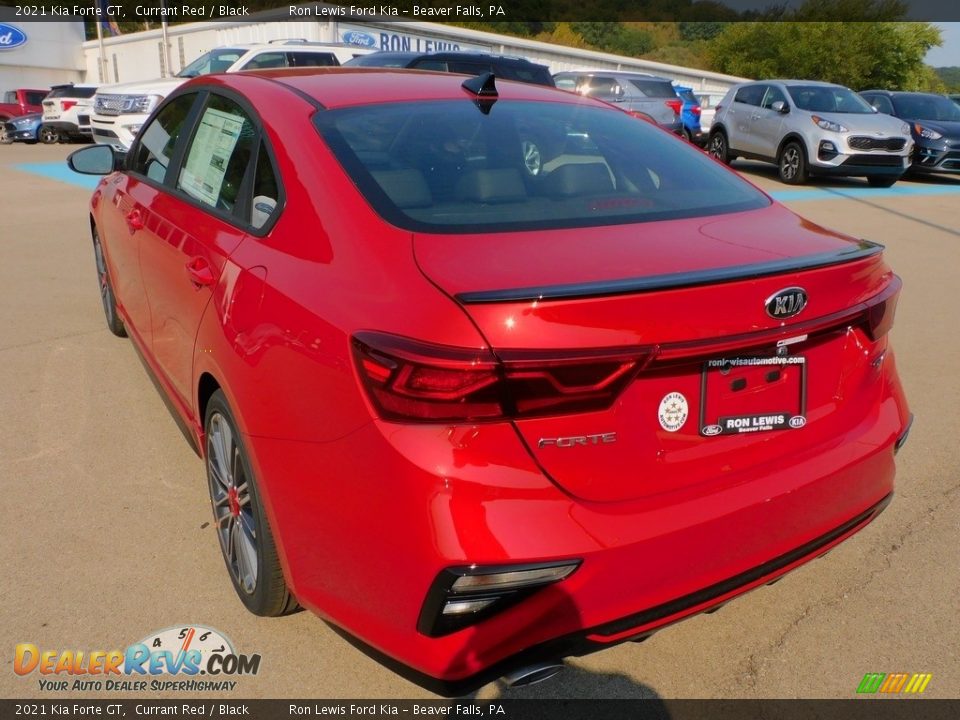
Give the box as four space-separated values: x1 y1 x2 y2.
927 23 960 67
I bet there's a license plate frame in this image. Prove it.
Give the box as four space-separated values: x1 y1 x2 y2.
698 355 808 436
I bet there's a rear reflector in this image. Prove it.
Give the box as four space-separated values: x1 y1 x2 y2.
419 560 581 636
352 332 649 422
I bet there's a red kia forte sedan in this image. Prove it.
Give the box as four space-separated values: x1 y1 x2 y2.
68 68 911 694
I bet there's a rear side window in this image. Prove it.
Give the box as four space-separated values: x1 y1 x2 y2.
628 79 676 98
584 77 622 100
244 52 287 70
316 99 769 233
250 143 280 230
288 52 339 67
177 94 257 213
26 91 47 105
734 85 764 107
131 93 198 183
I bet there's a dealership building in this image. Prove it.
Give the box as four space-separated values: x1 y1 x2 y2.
0 10 745 99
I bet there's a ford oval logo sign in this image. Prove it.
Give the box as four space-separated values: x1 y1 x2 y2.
342 30 377 48
0 23 27 50
765 287 808 319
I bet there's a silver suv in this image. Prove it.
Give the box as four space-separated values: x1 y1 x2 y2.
553 71 682 135
708 80 912 186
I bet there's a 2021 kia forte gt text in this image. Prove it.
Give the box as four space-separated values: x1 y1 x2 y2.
69 68 910 695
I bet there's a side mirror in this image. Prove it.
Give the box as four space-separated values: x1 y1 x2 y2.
68 145 124 175
771 101 789 114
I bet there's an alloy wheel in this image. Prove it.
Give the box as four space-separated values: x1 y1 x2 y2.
781 147 801 180
207 412 258 595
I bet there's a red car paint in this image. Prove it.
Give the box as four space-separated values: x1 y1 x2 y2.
84 69 909 694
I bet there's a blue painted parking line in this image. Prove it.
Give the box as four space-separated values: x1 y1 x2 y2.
13 162 100 190
769 182 960 203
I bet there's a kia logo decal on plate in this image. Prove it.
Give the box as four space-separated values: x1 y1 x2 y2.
765 287 808 319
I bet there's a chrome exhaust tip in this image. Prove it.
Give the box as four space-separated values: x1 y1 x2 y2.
502 661 565 688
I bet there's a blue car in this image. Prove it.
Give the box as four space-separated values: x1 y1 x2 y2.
674 85 705 146
2 112 43 143
860 90 960 176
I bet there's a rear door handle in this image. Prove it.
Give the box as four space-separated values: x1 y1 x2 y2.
185 256 215 288
125 208 144 231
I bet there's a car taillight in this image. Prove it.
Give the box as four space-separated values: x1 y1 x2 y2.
864 278 901 341
352 331 650 422
61 100 77 111
692 106 702 117
665 99 682 116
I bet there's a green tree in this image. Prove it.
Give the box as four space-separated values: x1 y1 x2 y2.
707 22 942 90
570 22 655 57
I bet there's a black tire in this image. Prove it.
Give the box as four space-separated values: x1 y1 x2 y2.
204 390 298 617
39 126 60 144
708 130 730 165
681 127 692 143
778 141 809 185
92 226 126 337
867 175 898 188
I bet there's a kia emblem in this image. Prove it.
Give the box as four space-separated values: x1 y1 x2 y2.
765 287 808 319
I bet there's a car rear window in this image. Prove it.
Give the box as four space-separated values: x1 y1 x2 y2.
628 79 677 98
315 99 769 234
47 86 97 99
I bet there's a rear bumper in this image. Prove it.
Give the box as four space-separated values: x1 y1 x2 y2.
247 352 908 691
347 492 894 696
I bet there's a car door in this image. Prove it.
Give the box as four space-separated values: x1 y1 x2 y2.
101 92 201 343
728 84 765 154
750 85 789 159
134 91 259 411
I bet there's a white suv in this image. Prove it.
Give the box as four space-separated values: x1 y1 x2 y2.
41 83 99 142
91 41 374 149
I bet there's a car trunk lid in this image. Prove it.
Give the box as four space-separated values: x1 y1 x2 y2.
412 203 898 503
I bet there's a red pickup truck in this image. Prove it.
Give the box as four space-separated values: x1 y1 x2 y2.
0 88 48 142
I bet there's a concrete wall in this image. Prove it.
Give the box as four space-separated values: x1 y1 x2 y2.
0 21 86 95
82 12 747 92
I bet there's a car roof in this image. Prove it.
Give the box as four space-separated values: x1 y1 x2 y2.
861 89 945 98
221 67 596 109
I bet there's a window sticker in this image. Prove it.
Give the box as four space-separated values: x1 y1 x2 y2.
180 107 245 207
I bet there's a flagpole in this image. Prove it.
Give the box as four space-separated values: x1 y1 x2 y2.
96 16 107 83
161 0 172 76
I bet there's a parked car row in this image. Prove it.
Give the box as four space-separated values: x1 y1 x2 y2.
707 79 960 185
1 83 99 145
78 45 717 152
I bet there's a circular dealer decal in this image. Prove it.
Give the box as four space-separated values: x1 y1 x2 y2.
658 392 689 432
